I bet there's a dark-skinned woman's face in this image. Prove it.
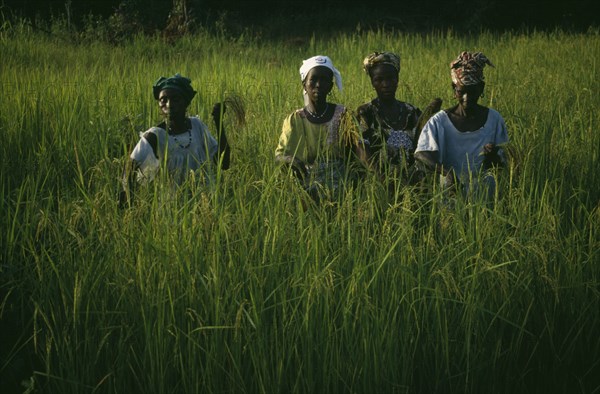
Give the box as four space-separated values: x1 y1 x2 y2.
303 66 334 105
158 88 188 121
369 63 399 100
453 82 484 111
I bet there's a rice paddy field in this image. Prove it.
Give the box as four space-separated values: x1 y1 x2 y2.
1 21 599 393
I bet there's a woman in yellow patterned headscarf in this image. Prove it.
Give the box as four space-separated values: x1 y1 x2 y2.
357 51 424 186
362 51 401 76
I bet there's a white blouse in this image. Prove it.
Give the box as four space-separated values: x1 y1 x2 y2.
130 116 218 185
416 109 509 182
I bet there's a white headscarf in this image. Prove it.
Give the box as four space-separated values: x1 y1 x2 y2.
299 55 343 106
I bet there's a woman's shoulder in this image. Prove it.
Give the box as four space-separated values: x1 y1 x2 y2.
141 126 166 139
484 108 508 135
285 108 307 120
429 109 449 123
486 108 505 121
190 116 218 136
137 126 166 157
281 109 307 133
333 104 346 114
356 100 374 114
189 115 208 129
398 100 421 114
419 110 450 133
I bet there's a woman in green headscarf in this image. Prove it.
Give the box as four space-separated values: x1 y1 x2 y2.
119 74 230 206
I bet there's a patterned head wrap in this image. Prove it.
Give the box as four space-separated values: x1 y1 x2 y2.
152 74 197 104
450 51 495 86
363 52 401 75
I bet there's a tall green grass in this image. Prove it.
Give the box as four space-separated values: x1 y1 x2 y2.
1 24 599 393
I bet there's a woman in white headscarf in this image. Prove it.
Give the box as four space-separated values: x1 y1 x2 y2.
275 55 364 202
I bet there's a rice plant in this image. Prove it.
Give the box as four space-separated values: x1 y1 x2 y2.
1 25 599 393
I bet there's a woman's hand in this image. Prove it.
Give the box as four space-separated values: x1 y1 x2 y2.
442 167 461 194
212 102 226 126
276 155 308 181
210 102 230 169
482 143 505 168
483 143 498 155
414 150 439 173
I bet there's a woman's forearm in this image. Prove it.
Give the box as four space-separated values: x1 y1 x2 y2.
217 127 230 170
275 155 307 180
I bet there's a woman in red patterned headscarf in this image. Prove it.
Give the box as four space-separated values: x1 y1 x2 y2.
415 52 509 199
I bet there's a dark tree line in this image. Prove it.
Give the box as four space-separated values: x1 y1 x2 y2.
1 0 597 35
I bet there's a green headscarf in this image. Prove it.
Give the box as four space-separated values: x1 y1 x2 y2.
152 74 197 104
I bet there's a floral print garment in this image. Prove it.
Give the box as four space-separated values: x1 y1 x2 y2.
356 98 422 168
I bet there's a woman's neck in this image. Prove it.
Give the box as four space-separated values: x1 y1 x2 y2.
165 116 189 134
306 100 328 115
454 103 484 118
376 96 397 107
304 100 334 123
446 104 488 132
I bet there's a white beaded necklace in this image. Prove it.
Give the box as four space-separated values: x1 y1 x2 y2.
172 129 192 149
305 103 329 119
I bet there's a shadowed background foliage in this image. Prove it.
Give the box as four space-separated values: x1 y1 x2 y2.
1 0 597 37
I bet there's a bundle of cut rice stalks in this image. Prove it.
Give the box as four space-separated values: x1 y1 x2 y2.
338 109 362 147
223 94 247 127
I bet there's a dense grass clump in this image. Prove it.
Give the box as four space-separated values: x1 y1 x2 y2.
1 25 599 393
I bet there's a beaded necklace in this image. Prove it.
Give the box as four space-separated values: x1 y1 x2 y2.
172 129 192 149
304 103 329 119
167 118 192 149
